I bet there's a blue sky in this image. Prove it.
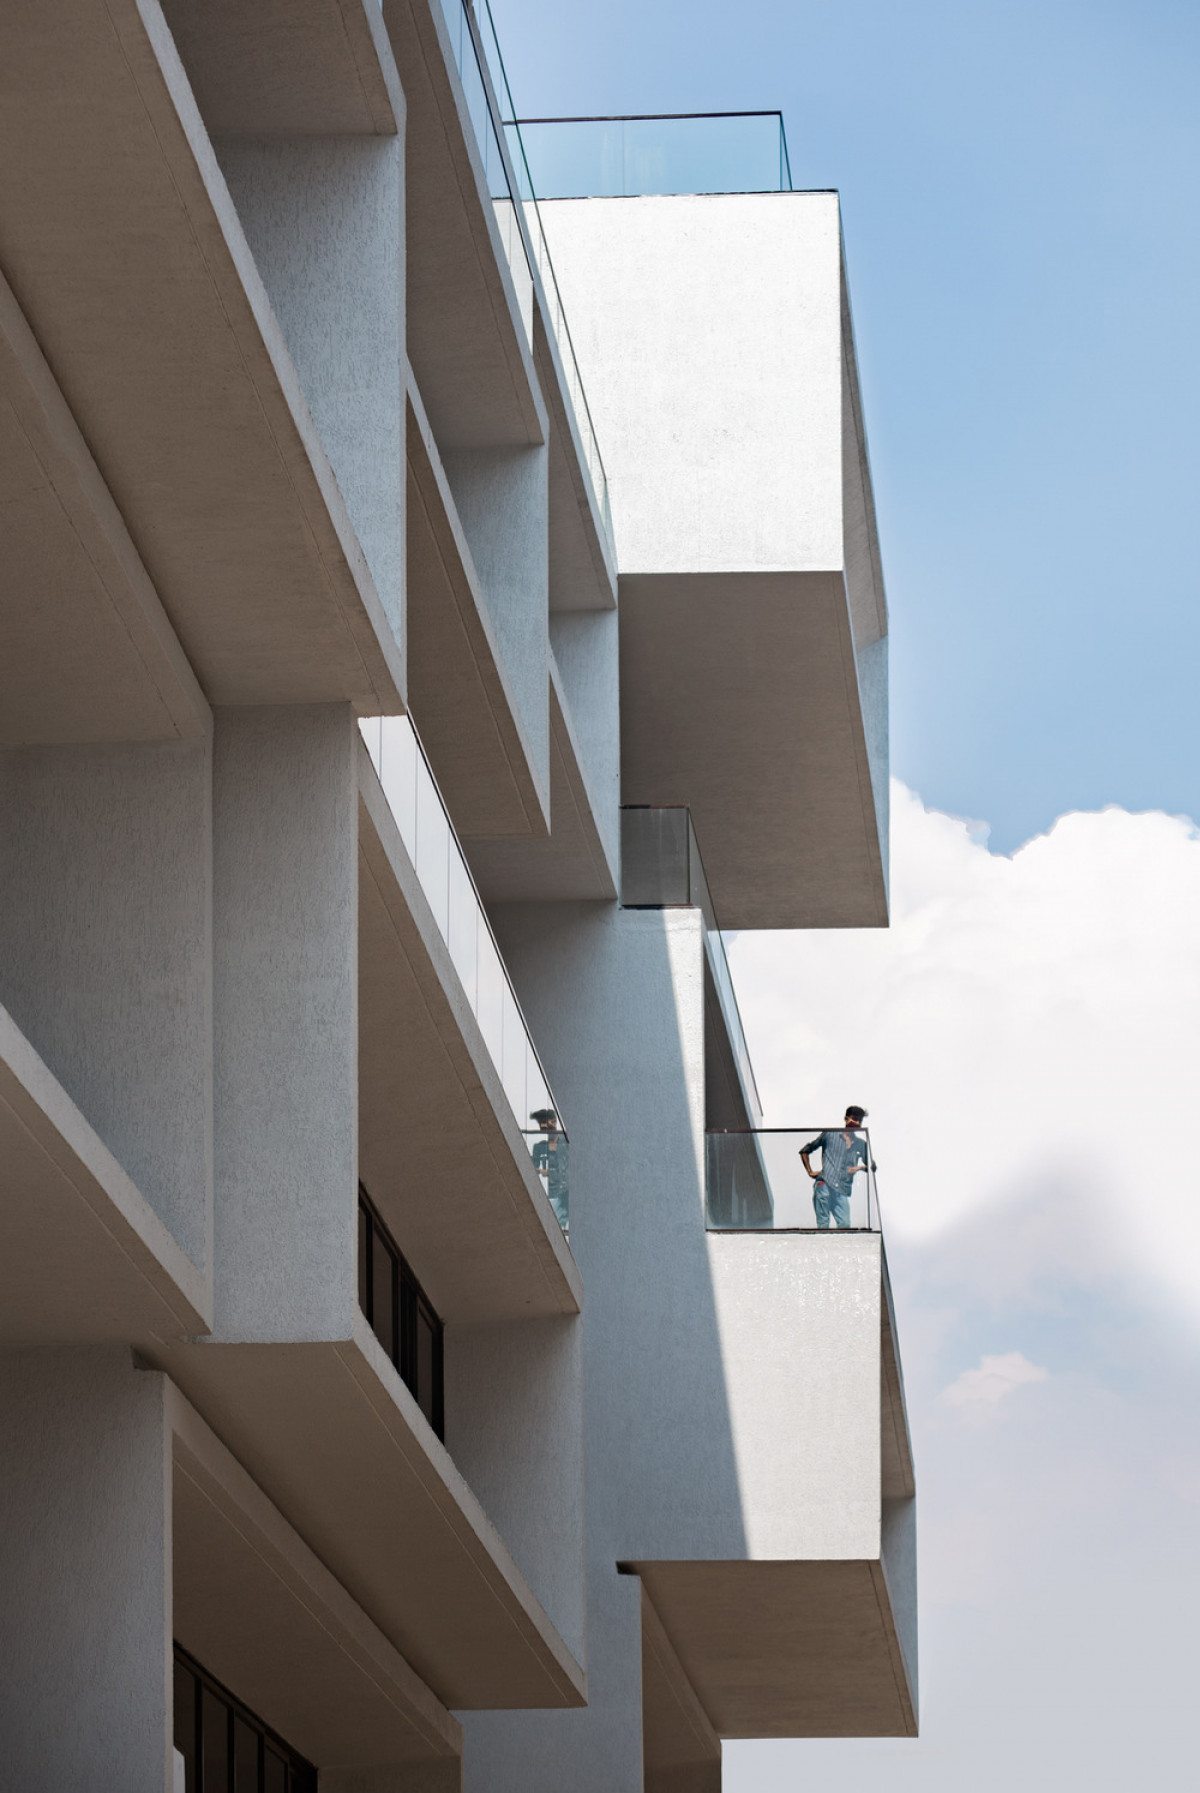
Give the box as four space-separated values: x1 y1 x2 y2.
488 4 1200 1788
493 0 1200 853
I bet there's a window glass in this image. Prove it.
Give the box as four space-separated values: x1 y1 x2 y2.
201 1686 230 1793
173 1663 197 1793
371 1232 395 1363
263 1749 287 1793
416 1305 436 1430
358 1201 370 1318
233 1716 259 1792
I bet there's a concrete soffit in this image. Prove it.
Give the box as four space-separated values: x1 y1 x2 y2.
0 1001 210 1344
0 0 406 713
158 0 405 138
0 266 209 746
163 1378 462 1772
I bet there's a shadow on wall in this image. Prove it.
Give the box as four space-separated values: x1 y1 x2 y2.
490 900 748 1562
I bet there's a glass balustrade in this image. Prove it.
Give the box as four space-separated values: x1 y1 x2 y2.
620 806 761 1123
514 111 794 199
435 0 613 545
360 716 568 1232
706 1129 880 1232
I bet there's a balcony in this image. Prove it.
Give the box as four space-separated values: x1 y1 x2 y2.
358 717 580 1310
536 182 890 929
706 1126 880 1232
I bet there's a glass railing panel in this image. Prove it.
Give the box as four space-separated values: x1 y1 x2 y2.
515 112 793 200
414 757 451 937
706 1129 879 1232
475 923 506 1069
361 716 568 1232
446 849 480 1006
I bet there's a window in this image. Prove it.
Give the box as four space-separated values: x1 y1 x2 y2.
173 1646 316 1793
358 1183 445 1440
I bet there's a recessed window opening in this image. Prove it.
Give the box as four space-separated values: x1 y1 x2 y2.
173 1643 316 1793
358 1182 445 1440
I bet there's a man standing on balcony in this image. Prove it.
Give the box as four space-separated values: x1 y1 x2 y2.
531 1108 569 1232
801 1108 873 1229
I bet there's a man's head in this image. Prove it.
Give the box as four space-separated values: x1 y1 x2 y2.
844 1105 867 1127
531 1107 559 1133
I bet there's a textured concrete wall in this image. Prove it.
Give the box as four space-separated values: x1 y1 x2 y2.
550 610 620 874
442 447 550 809
212 706 357 1340
0 1348 172 1792
445 1316 585 1661
0 741 212 1267
217 137 406 644
540 194 847 582
707 1233 882 1560
461 1565 643 1793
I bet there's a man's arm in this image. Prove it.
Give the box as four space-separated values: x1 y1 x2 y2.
800 1133 825 1180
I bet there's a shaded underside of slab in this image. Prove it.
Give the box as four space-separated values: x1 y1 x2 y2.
0 0 404 712
0 1004 208 1344
619 571 887 931
633 1559 916 1739
171 1396 461 1771
152 1328 586 1713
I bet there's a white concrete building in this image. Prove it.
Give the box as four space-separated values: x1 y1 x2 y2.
0 4 913 1791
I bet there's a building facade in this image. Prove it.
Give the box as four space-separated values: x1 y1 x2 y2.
0 3 913 1790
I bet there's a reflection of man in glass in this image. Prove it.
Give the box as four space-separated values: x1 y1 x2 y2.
800 1107 873 1230
530 1108 569 1231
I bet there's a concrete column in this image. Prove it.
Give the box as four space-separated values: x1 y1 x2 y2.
212 705 358 1340
217 136 406 647
445 1315 585 1662
460 1567 642 1793
442 446 550 810
0 740 213 1268
0 1348 172 1793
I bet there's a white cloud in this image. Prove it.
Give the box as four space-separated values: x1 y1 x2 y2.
728 782 1200 1317
941 1350 1049 1408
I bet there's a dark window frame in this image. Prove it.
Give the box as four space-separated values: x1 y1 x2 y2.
358 1182 445 1441
173 1643 317 1793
